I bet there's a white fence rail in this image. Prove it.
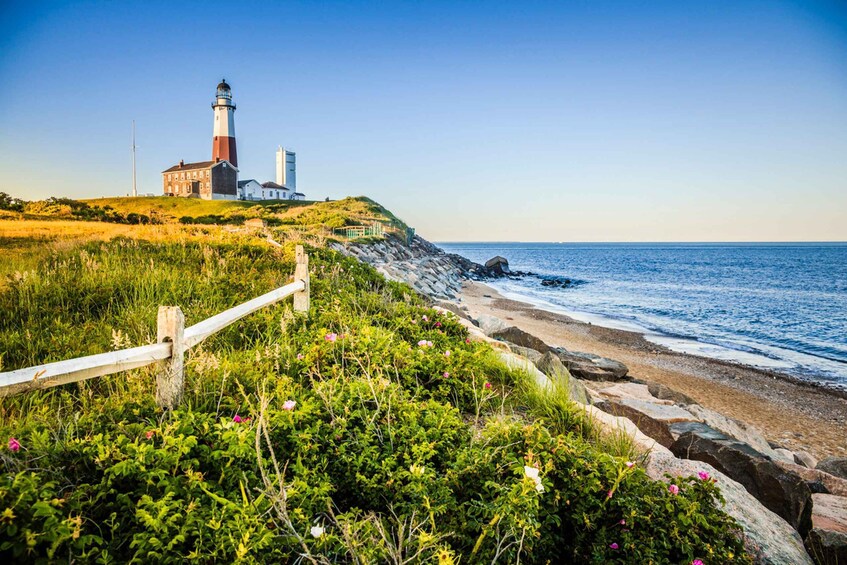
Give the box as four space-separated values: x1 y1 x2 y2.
0 246 311 408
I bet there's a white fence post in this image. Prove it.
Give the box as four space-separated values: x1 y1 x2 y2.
157 306 185 409
294 245 310 313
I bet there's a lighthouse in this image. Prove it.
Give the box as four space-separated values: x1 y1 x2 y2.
212 79 237 167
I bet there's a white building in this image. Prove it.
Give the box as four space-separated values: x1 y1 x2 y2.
237 147 306 201
276 146 296 190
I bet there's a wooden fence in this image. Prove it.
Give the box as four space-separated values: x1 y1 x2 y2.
0 246 311 408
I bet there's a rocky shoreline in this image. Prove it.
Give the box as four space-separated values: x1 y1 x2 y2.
332 233 847 564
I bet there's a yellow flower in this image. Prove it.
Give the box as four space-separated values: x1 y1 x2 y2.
436 548 455 565
1 508 15 523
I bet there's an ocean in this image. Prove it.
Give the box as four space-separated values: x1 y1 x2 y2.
437 242 847 389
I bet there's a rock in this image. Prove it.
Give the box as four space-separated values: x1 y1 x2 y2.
774 448 798 465
553 347 628 381
774 460 847 497
582 404 672 457
645 451 813 564
495 351 551 391
805 528 847 564
805 494 847 563
811 493 847 533
685 404 780 461
474 314 510 335
818 458 847 480
506 344 543 364
670 429 813 536
794 451 818 470
596 382 674 405
490 326 552 354
646 382 697 406
535 352 590 405
484 255 510 275
595 398 698 447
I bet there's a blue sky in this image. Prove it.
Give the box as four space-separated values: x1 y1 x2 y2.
1 0 846 241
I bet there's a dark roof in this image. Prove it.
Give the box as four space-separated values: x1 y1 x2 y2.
261 181 287 189
217 79 230 91
162 160 215 173
237 179 258 188
294 193 305 196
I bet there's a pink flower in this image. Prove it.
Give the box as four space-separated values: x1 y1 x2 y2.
325 333 337 342
465 338 471 344
484 382 492 389
233 415 243 423
609 543 619 550
669 484 679 495
411 319 417 324
435 321 442 328
426 340 433 347
625 461 635 468
422 315 428 321
297 353 304 360
698 471 710 481
418 340 427 347
8 438 21 452
283 400 297 411
619 519 626 526
145 430 155 440
444 350 451 357
443 372 449 378
607 490 613 499
692 560 704 565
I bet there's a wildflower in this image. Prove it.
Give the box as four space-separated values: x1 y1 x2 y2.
609 542 619 549
422 315 428 321
607 490 613 499
524 465 544 493
283 400 297 411
427 340 433 347
310 525 324 538
484 382 492 389
692 560 704 565
296 353 304 360
435 321 442 328
233 415 243 423
444 350 451 357
7 438 20 453
411 319 417 324
619 519 626 526
698 471 710 481
145 430 155 440
418 340 427 347
443 372 449 378
669 484 679 495
325 333 337 342
625 461 635 468
465 338 471 343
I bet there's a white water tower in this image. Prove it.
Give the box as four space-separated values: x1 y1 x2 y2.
275 146 296 190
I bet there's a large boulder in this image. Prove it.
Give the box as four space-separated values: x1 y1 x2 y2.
646 382 697 406
596 397 699 447
671 429 813 536
553 347 628 381
685 404 780 461
535 352 590 405
774 460 847 497
805 494 847 564
474 314 510 335
596 382 674 405
818 458 847 480
645 451 813 564
495 351 551 391
484 255 510 275
506 343 543 364
490 326 552 354
582 404 671 456
805 529 847 565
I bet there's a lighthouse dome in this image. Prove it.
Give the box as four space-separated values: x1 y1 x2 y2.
217 79 231 91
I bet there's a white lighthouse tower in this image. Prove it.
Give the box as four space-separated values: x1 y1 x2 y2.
212 79 237 167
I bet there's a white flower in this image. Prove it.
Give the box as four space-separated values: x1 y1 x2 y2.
310 525 325 538
524 465 545 493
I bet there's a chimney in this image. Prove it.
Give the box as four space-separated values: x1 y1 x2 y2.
179 159 184 168
215 157 220 163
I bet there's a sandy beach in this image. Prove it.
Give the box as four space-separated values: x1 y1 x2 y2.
458 281 847 460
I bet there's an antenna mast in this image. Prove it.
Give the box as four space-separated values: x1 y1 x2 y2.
131 120 138 197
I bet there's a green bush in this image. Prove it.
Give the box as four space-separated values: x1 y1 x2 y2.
0 237 751 563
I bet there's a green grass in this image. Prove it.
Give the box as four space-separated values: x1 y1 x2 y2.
0 225 750 563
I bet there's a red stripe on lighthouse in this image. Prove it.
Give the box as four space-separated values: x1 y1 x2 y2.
213 136 238 168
